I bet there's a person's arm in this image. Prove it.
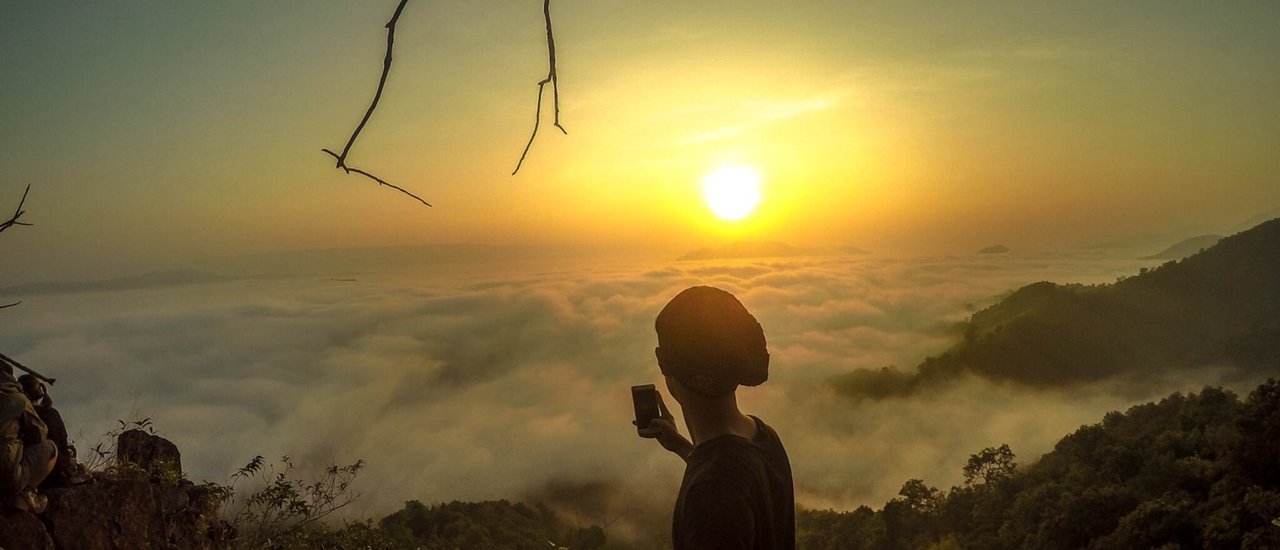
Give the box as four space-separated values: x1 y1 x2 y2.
634 391 693 460
681 479 756 550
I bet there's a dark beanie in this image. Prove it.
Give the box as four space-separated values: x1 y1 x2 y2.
655 286 769 396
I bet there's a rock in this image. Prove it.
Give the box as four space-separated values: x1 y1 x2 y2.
36 473 232 550
0 432 229 550
165 483 235 550
43 477 166 549
0 510 54 550
116 430 181 477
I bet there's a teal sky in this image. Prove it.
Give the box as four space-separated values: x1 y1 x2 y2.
2 1 1279 280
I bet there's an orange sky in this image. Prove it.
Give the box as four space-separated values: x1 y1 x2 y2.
2 1 1279 279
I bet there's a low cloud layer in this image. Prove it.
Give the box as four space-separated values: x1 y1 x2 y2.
2 250 1261 535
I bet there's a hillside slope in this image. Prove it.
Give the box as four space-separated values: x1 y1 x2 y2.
834 218 1280 398
799 380 1280 549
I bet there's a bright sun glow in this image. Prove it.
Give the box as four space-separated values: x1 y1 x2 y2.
702 165 762 221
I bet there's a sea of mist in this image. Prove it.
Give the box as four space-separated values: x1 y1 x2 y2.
0 247 1260 540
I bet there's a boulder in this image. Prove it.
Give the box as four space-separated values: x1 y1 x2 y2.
43 477 166 550
0 510 54 550
0 432 229 550
116 430 181 477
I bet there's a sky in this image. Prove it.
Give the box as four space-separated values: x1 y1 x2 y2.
2 1 1280 542
2 1 1279 280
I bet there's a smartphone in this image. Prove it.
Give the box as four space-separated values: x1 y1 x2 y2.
631 384 660 434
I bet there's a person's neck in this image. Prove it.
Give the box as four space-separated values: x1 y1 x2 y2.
682 393 756 446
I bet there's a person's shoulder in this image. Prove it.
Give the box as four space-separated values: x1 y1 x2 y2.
749 416 789 453
749 415 781 440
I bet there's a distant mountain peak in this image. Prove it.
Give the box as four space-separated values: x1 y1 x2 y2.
1142 234 1223 260
832 217 1280 400
677 241 807 261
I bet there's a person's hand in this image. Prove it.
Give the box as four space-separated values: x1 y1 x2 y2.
634 391 693 460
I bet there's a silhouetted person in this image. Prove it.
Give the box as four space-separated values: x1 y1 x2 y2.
636 286 795 550
0 363 56 513
18 375 85 487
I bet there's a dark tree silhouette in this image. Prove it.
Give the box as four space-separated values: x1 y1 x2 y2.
963 444 1016 486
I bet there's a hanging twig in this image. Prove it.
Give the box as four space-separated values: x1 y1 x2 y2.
321 150 432 207
0 184 32 234
328 0 567 195
323 0 431 207
512 0 567 175
1 185 30 310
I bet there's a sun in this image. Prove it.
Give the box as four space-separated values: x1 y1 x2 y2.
702 165 762 221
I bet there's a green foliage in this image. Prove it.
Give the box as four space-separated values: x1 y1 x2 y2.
226 455 368 550
83 417 158 473
377 499 607 550
795 506 884 550
262 519 403 550
796 379 1280 549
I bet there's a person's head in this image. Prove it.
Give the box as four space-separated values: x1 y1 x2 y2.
654 286 769 403
18 374 45 403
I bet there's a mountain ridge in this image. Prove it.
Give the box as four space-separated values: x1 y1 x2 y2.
833 218 1280 399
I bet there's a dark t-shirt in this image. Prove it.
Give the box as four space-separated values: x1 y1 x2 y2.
673 416 795 550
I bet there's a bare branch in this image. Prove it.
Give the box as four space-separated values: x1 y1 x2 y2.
0 350 55 385
325 0 431 206
322 149 432 207
0 184 32 234
512 0 567 175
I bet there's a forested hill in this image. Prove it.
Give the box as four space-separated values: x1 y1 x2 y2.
835 218 1280 398
798 379 1280 550
247 381 1280 549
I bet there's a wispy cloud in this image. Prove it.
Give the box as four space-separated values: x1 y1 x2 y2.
674 92 847 146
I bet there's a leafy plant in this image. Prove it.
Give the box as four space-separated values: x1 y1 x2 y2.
81 416 159 473
224 454 367 549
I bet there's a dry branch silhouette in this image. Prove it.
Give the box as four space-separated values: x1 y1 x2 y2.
322 0 432 207
0 186 51 379
0 183 32 234
324 0 567 203
512 0 568 175
1 184 32 309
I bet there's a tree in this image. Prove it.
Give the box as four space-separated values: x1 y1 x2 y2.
963 444 1017 486
898 479 942 515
